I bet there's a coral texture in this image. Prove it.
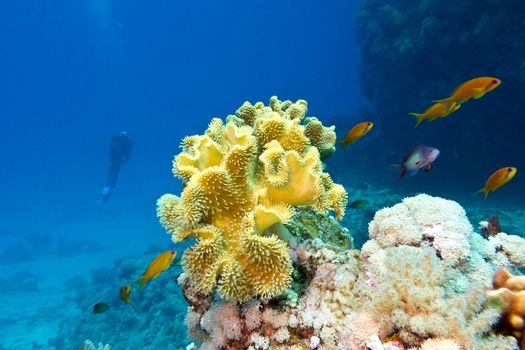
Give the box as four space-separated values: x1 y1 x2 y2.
83 340 111 350
486 268 525 347
157 97 347 302
180 194 524 350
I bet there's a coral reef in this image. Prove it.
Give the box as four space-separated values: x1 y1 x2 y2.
354 0 525 193
157 97 347 302
49 254 189 350
179 194 525 350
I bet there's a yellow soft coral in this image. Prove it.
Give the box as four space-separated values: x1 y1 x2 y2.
157 96 347 301
304 117 337 159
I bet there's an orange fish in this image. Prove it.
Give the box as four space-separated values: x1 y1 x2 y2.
134 250 177 292
409 101 460 127
120 284 132 304
478 167 517 199
434 77 501 105
339 122 374 150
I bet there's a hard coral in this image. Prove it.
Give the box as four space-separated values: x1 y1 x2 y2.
157 97 347 302
419 338 461 350
366 194 473 266
486 268 525 348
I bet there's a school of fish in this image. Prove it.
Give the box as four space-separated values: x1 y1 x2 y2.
340 76 516 196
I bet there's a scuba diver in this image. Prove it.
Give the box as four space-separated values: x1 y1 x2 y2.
99 131 133 203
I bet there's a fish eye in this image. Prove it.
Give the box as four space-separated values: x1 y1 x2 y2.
507 167 513 171
492 79 498 84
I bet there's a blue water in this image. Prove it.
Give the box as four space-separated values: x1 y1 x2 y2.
0 0 523 349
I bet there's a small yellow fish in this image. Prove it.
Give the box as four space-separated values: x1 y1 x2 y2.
339 121 374 150
120 284 132 304
134 250 177 292
478 167 517 199
409 101 460 127
434 77 501 105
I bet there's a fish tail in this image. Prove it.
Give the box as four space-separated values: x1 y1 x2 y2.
134 277 147 292
392 164 406 181
432 96 453 103
476 187 490 200
408 113 425 127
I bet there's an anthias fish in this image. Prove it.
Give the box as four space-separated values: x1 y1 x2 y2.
434 77 501 105
120 285 132 304
339 122 374 150
135 250 177 292
478 167 517 199
409 101 460 127
394 145 440 180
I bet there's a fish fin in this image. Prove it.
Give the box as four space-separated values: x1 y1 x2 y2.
447 103 461 114
392 164 406 181
409 170 419 176
477 187 490 200
424 163 432 172
408 113 425 127
432 97 453 103
134 277 147 292
338 141 348 152
472 87 487 99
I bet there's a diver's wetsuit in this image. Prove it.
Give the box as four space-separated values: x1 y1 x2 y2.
99 132 133 202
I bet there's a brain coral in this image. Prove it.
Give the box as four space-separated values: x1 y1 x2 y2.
157 96 347 302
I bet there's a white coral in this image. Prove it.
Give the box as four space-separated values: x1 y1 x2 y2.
83 340 111 350
242 299 262 331
250 333 270 350
368 194 473 255
272 327 290 343
489 232 525 267
424 224 470 265
419 338 461 350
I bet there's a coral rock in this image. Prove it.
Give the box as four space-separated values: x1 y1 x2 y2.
487 268 525 346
